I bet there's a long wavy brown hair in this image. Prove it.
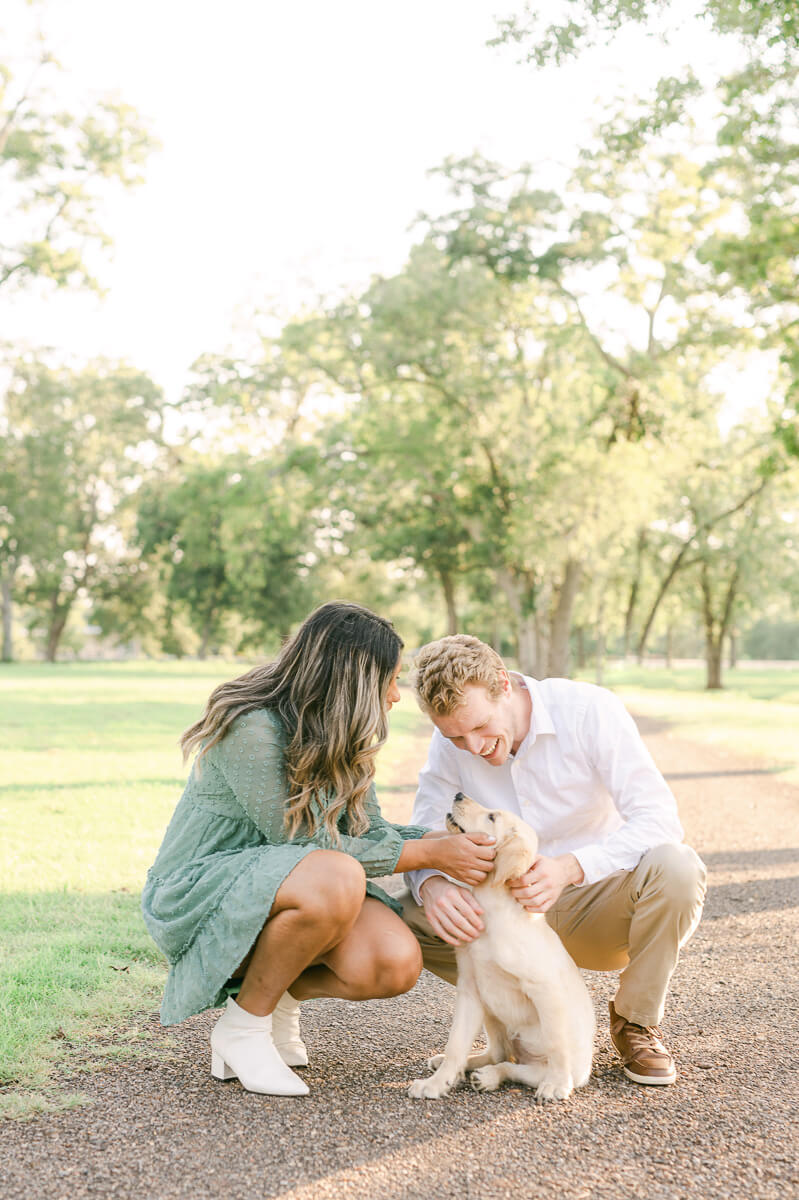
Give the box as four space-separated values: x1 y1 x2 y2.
180 601 403 842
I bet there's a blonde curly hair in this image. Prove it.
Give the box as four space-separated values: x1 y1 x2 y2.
412 634 506 717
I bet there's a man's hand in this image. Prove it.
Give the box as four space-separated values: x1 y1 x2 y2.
419 876 485 946
426 832 496 886
508 853 584 913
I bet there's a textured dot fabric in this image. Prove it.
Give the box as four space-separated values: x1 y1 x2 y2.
142 708 427 1025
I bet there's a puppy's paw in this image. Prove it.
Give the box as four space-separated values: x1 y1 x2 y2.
471 1065 503 1093
408 1075 451 1100
427 1053 445 1070
535 1077 572 1103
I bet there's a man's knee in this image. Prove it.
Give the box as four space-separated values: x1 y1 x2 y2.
640 843 707 908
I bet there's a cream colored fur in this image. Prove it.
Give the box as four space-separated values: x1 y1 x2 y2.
408 793 595 1102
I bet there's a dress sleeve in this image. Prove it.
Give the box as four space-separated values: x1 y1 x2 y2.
328 786 428 878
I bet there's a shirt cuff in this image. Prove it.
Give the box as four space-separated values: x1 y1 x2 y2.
405 868 465 905
573 845 644 887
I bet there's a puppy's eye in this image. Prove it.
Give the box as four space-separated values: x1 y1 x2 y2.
488 813 496 822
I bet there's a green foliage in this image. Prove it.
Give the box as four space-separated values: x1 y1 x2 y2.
0 358 165 660
0 33 156 294
490 1 799 68
135 454 318 656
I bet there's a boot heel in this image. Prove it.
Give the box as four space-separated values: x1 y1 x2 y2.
211 1051 236 1081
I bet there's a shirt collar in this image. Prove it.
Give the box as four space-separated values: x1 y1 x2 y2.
510 673 557 753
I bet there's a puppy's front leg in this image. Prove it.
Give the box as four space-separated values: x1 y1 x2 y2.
409 959 484 1099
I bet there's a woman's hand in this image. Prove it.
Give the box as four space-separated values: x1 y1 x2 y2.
427 832 496 886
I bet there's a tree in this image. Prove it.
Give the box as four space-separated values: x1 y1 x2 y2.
1 358 164 660
490 2 798 68
136 464 240 659
491 0 799 449
136 453 320 657
0 21 154 296
0 16 155 656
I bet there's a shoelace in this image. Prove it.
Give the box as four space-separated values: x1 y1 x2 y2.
621 1022 669 1059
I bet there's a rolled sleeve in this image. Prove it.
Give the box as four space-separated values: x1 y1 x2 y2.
334 787 428 878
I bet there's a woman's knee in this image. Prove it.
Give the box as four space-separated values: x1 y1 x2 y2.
287 850 366 927
369 935 423 998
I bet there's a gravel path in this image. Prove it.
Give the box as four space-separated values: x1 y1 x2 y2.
3 716 798 1200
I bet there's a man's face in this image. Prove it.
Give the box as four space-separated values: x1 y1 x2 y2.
431 677 524 766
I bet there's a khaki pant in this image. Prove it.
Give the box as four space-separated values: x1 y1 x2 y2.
399 843 707 1027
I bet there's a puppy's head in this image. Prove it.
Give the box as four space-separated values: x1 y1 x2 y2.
446 791 537 887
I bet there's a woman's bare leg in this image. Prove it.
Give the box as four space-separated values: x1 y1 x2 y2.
292 897 423 1001
235 849 366 1016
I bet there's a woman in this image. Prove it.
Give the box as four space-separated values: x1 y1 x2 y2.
142 601 496 1097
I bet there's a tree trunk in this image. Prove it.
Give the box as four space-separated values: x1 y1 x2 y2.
594 593 605 687
497 567 541 676
623 530 646 659
700 561 739 691
439 569 458 636
575 626 586 669
728 632 737 669
515 617 536 675
1 568 14 662
547 559 582 678
705 638 723 689
198 622 212 660
636 541 692 663
45 598 71 663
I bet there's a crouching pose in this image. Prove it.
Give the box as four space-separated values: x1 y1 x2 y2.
409 793 594 1102
142 604 497 1097
403 636 707 1087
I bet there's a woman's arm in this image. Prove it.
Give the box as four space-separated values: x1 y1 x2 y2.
394 830 496 886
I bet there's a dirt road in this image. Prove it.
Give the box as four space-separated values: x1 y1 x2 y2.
2 716 797 1200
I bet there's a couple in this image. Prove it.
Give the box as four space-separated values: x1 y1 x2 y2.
142 601 706 1097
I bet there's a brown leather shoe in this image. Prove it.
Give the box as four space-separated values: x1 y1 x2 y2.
609 1001 677 1085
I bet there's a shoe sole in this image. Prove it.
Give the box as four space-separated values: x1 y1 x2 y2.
623 1065 677 1085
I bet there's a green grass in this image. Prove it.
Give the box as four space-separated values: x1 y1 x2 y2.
583 664 799 786
0 661 244 1118
0 660 429 1119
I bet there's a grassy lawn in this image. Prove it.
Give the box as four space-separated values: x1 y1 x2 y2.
2 658 797 1119
0 661 431 1119
581 663 799 787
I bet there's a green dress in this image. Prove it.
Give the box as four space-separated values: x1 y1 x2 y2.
142 707 428 1026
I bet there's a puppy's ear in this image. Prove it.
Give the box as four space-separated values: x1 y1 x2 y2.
491 834 533 887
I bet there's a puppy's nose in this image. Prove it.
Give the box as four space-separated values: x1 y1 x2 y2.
454 792 464 803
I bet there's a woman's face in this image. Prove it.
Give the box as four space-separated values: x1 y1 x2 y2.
385 658 403 711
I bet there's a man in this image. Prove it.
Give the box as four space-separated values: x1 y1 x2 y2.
402 635 706 1086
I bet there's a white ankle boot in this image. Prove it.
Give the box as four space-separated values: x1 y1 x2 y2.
210 997 309 1096
271 991 308 1067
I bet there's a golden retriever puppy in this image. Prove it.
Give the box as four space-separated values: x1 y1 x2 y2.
409 792 594 1102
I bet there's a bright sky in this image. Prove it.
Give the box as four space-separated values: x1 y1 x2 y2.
5 0 738 404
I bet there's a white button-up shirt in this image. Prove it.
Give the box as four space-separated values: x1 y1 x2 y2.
407 674 683 902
